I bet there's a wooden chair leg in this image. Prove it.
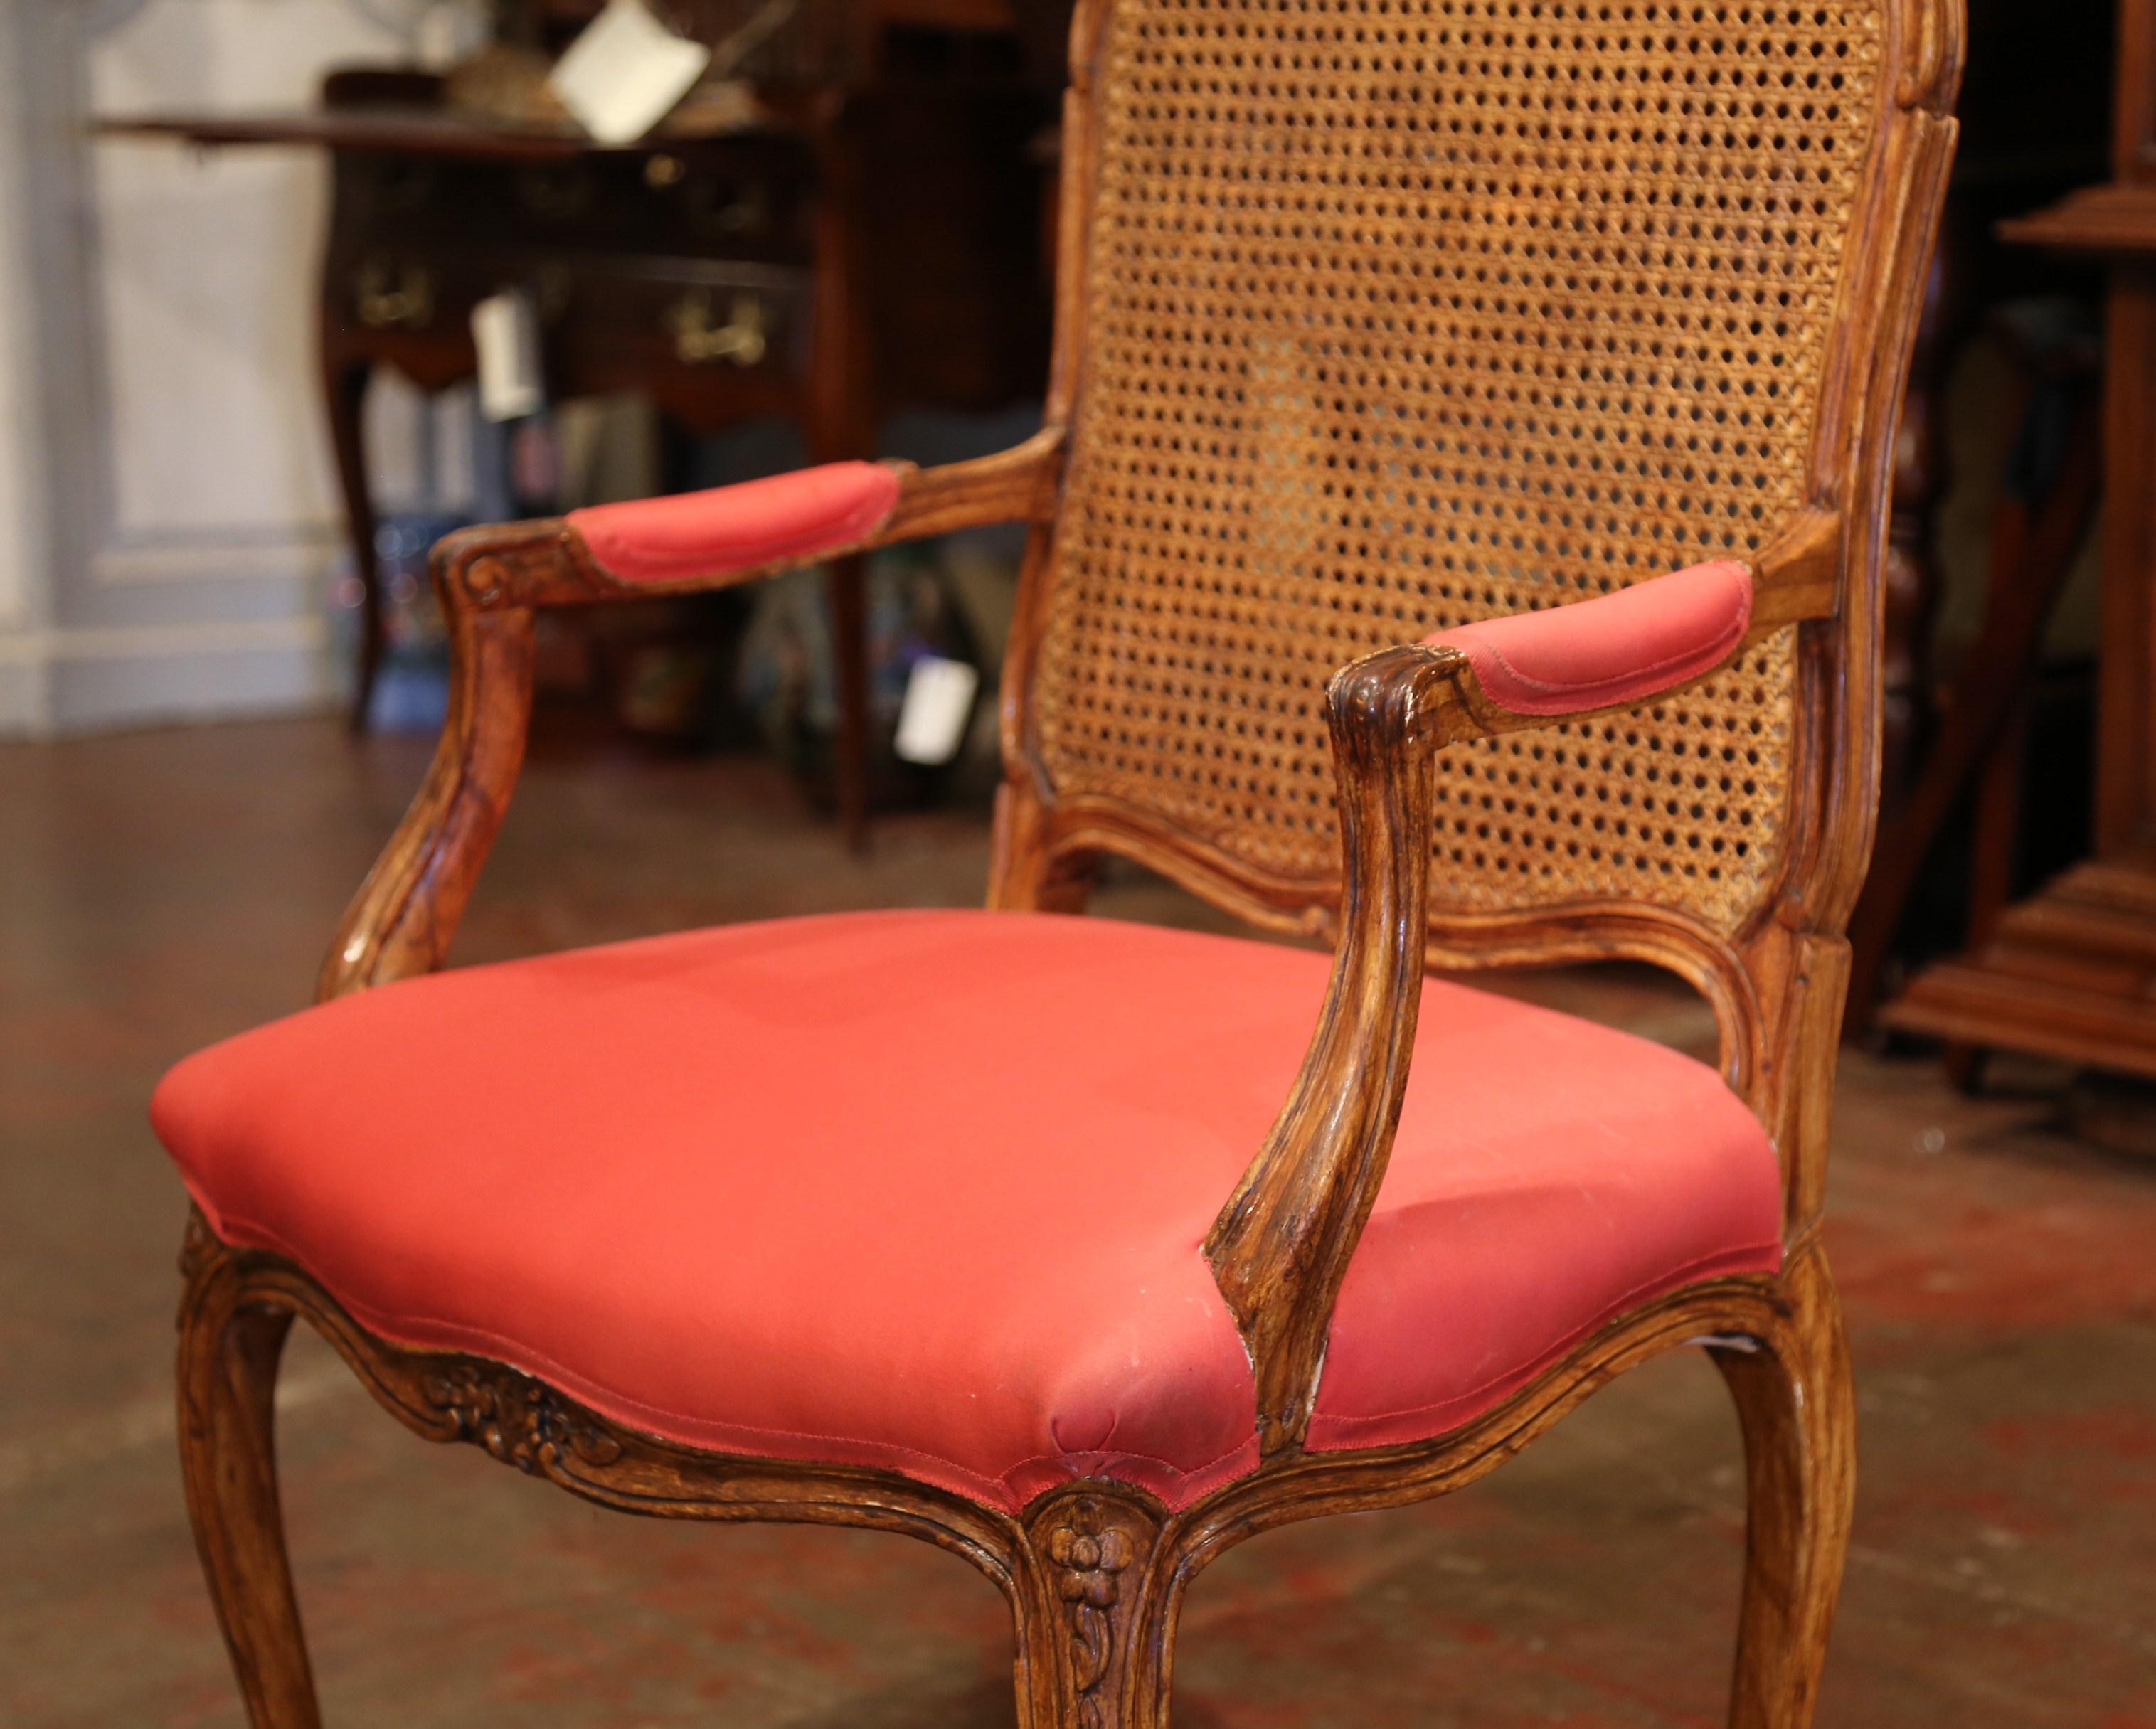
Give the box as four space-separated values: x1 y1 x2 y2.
1012 1488 1177 1729
1711 1247 1857 1729
178 1258 322 1728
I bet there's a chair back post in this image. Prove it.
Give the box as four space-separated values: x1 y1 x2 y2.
1738 0 1965 1230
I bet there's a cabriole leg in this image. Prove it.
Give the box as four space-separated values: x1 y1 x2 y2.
178 1227 322 1728
1711 1245 1857 1729
1012 1488 1177 1729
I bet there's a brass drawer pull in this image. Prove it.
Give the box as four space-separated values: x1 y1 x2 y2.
517 166 593 220
667 291 767 367
694 181 769 235
355 260 434 331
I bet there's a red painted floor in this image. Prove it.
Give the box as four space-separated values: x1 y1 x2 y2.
2 718 2152 1725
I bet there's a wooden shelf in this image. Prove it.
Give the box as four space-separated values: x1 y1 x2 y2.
1883 856 2156 1081
2000 181 2156 261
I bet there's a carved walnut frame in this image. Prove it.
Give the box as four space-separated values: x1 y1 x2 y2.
176 2 1963 1724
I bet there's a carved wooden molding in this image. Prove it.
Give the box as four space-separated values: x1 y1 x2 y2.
1026 1490 1163 1729
181 1209 1793 1549
179 1212 1821 1728
418 1361 626 1475
180 1218 1813 1729
181 1213 1026 1578
1051 1513 1130 1702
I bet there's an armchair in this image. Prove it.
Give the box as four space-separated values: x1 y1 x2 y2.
153 1 1962 1725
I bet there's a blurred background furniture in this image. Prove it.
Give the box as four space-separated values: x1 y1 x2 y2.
98 0 1058 849
1846 306 2101 1069
1852 0 2110 827
1840 0 2114 1058
1868 0 2156 1085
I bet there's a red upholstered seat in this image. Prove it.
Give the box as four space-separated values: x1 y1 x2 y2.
152 911 1783 1512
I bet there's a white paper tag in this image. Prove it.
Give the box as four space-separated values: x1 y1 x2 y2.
549 0 713 147
893 655 980 766
472 289 544 422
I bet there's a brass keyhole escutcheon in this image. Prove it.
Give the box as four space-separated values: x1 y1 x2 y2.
354 260 435 331
667 291 767 367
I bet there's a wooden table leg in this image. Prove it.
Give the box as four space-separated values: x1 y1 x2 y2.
827 554 870 853
1845 384 2101 1033
321 345 383 735
809 98 875 854
1879 250 1953 833
1935 681 2030 1091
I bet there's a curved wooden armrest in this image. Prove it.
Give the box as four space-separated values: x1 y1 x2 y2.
1427 508 1841 742
318 431 1067 1001
1206 512 1842 1453
433 428 1067 614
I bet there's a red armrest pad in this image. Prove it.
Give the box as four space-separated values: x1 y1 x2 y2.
565 461 903 586
1424 560 1753 717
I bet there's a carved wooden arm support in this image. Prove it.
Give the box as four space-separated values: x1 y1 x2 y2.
318 432 1066 1001
1205 512 1842 1454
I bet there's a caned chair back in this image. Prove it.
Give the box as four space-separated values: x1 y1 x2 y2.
1005 0 1954 1141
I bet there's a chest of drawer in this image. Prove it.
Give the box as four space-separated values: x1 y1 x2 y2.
329 137 817 269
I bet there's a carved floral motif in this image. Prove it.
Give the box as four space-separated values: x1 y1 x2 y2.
420 1362 625 1474
1047 1497 1136 1729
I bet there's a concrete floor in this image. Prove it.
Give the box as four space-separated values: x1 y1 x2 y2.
3 715 2153 1727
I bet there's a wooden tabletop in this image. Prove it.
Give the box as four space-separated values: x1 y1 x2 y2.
2000 181 2156 262
92 105 795 162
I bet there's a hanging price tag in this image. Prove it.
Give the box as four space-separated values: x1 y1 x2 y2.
893 656 981 766
549 0 713 147
472 289 544 422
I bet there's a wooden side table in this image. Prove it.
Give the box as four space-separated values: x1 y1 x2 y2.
100 65 962 848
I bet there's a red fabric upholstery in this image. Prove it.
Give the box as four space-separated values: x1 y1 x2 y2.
1426 560 1753 717
152 912 1782 1512
565 462 903 586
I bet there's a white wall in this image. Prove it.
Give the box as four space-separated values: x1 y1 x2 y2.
0 2 51 731
0 0 448 736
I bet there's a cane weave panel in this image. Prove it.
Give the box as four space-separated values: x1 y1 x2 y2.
1032 0 1885 932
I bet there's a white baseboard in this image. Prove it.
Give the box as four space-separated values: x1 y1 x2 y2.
0 617 337 737
0 656 46 734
